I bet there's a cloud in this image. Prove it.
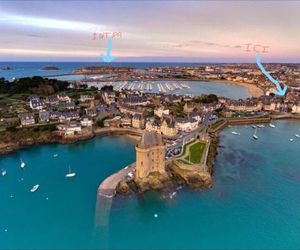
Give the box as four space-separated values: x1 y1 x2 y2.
0 14 108 33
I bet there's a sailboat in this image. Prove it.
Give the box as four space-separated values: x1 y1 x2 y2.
30 184 39 193
65 165 76 178
253 128 258 140
20 159 26 169
1 169 7 176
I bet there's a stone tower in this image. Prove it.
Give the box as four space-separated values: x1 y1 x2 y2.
135 131 165 179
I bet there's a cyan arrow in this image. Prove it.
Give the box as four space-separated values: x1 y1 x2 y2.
100 38 116 63
256 54 287 96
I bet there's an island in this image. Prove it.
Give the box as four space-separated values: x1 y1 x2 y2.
1 66 12 70
41 66 60 70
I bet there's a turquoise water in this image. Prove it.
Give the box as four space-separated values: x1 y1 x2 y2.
1 120 300 249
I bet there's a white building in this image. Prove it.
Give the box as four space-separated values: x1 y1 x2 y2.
175 117 199 132
80 117 93 127
154 107 170 118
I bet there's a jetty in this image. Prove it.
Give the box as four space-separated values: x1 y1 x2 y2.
97 163 136 198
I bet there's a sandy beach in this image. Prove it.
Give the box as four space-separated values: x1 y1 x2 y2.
210 80 264 98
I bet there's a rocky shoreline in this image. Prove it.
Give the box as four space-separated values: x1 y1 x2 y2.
0 132 95 155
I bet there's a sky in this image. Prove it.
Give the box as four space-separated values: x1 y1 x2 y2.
0 1 300 63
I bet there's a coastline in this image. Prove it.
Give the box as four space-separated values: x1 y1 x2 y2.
208 79 264 98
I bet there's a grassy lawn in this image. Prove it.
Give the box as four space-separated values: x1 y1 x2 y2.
179 140 194 157
184 141 206 164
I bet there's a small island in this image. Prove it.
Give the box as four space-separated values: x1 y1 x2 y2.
41 66 60 71
1 66 12 70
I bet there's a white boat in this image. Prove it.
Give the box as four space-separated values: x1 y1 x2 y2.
290 138 294 142
65 165 76 178
53 154 58 158
252 125 257 129
30 184 39 193
257 125 265 128
295 134 300 138
269 123 276 128
231 131 240 135
1 169 7 176
20 159 26 169
253 128 258 140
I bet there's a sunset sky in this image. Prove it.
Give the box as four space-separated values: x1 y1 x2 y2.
0 1 299 62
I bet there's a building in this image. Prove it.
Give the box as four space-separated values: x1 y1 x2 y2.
292 103 300 114
29 97 45 110
19 113 35 126
79 95 95 102
146 117 177 137
154 107 169 118
132 114 145 129
39 111 50 123
65 122 82 135
135 131 166 179
175 117 199 132
47 95 59 105
80 117 93 127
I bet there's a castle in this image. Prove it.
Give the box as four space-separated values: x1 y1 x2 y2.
135 131 166 179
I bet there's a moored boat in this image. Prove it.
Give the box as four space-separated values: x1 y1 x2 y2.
65 165 76 178
20 159 26 169
1 169 7 176
30 184 39 193
253 128 258 140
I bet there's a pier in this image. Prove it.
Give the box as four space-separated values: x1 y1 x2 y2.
97 163 136 198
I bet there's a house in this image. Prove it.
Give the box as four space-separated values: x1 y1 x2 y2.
292 102 300 114
154 107 170 118
120 114 132 127
59 111 79 122
118 105 144 116
161 117 177 137
65 122 82 135
47 95 59 105
57 101 76 111
39 111 50 123
58 93 71 103
29 97 45 110
85 107 97 117
79 95 95 102
19 113 35 126
102 91 116 105
49 111 62 120
80 116 93 127
175 117 199 132
123 96 149 106
132 114 145 129
146 116 177 137
226 99 262 112
163 95 182 104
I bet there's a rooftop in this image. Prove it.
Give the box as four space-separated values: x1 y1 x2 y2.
137 131 163 149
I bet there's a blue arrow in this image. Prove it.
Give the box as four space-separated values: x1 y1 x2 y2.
100 38 116 63
256 54 287 96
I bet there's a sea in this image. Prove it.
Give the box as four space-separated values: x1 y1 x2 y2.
0 62 250 99
1 120 300 249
